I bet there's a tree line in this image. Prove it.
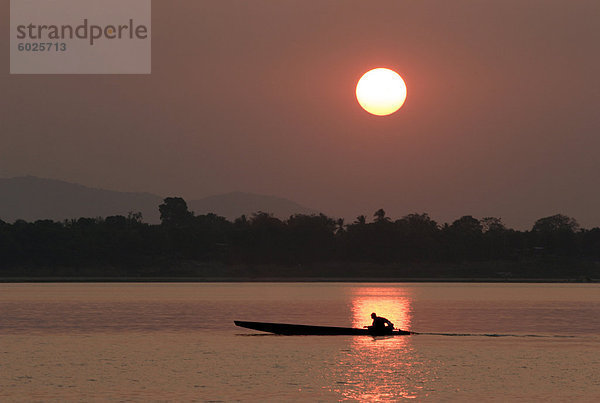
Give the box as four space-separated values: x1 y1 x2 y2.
0 197 598 279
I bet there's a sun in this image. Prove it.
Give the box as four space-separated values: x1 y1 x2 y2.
356 68 407 116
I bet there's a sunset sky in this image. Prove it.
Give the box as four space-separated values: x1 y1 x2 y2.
2 0 599 229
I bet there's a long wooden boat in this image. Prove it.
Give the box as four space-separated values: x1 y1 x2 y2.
234 320 412 336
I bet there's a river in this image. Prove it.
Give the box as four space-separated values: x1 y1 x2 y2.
1 282 598 400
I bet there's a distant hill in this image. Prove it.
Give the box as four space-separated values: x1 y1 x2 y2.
188 191 318 220
0 176 163 223
0 176 319 224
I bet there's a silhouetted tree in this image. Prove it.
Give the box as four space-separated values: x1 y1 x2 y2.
450 215 483 235
532 214 579 233
286 214 336 263
344 215 373 261
245 212 287 263
374 208 390 223
234 214 248 226
159 197 193 228
581 228 600 260
191 213 232 260
354 215 366 225
444 216 484 262
396 213 440 261
531 214 580 258
481 217 506 233
480 217 512 260
127 211 143 223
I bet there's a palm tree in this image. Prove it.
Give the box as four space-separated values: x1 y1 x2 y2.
373 208 390 223
354 215 366 225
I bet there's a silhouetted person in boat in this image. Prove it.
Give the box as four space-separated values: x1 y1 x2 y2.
370 312 394 333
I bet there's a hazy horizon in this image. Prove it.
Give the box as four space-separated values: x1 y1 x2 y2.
2 1 599 230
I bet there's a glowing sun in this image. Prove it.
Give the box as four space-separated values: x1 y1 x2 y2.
356 68 407 116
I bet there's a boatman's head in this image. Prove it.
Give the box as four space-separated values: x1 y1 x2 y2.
371 312 377 319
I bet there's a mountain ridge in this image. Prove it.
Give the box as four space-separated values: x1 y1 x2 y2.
0 176 319 223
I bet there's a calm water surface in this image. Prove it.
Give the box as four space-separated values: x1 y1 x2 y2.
1 282 599 401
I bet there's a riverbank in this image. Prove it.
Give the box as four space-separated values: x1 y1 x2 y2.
0 276 596 283
2 260 597 283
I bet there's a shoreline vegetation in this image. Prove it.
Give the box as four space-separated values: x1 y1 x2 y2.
1 197 599 282
1 277 597 283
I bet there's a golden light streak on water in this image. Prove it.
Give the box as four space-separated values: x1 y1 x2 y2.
335 286 419 400
350 286 413 331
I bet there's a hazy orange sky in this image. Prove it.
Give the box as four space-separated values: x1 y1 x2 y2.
2 0 600 229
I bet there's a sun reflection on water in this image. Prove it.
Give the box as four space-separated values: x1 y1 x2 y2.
351 287 413 331
332 286 426 401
